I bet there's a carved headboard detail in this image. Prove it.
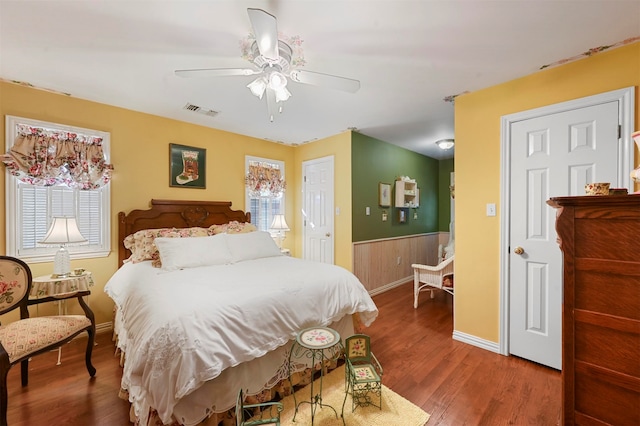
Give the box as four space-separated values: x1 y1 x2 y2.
117 199 251 266
181 206 209 227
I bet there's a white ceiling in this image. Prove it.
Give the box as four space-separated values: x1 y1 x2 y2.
1 1 639 160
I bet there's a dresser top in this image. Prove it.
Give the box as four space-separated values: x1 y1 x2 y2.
548 194 640 208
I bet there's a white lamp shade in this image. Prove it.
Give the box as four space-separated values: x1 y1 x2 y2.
39 217 87 245
39 217 86 277
270 214 290 231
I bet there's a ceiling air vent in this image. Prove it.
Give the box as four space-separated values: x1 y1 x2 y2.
183 103 218 117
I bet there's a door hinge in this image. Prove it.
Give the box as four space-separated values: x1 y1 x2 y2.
304 175 307 182
618 124 622 139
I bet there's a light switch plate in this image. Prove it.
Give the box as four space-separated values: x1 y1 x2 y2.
486 203 496 216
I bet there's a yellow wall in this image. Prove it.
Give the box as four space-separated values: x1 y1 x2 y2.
293 132 353 271
454 42 640 342
0 81 298 325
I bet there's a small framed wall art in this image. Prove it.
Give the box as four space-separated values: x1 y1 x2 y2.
169 143 206 189
379 182 391 207
399 209 407 223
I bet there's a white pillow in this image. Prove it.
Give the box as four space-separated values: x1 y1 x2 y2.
225 231 282 262
155 234 232 271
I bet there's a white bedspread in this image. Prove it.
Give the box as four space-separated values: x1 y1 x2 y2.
105 256 378 425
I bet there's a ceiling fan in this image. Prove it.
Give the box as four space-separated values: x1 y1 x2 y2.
175 8 360 122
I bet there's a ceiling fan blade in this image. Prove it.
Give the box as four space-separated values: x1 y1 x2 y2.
289 70 361 93
265 88 278 122
247 8 279 61
175 68 259 78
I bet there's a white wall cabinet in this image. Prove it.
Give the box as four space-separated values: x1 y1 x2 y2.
395 178 419 208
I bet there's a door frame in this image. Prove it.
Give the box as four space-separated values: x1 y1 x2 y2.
498 86 635 356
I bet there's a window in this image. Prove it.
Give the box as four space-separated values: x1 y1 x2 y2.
5 116 111 263
245 156 285 232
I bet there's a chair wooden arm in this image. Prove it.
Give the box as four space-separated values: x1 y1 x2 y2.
26 290 94 323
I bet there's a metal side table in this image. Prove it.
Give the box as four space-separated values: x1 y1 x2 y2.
289 326 345 425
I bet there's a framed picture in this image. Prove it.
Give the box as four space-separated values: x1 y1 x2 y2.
169 143 206 189
399 209 407 223
379 182 391 207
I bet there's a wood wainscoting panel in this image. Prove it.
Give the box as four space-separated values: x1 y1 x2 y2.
353 233 441 294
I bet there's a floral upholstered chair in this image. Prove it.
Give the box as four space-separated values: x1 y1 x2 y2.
342 334 383 413
0 256 96 426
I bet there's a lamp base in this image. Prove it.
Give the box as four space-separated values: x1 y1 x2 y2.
52 245 71 278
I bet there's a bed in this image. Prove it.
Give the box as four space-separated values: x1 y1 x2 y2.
106 199 379 426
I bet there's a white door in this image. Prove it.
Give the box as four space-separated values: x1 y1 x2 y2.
508 101 621 370
302 156 334 264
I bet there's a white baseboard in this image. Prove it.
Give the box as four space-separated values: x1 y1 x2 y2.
96 321 113 335
368 276 412 296
452 330 501 354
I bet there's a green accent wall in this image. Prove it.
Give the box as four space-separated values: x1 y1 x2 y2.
438 158 454 231
351 132 440 242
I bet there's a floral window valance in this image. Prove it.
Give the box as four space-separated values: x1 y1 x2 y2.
1 125 113 189
245 161 286 197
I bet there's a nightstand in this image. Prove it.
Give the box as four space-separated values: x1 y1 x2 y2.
29 271 94 364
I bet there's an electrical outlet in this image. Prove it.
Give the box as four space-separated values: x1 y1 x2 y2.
366 206 370 215
397 256 401 265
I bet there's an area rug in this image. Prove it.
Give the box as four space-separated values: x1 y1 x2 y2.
276 365 430 425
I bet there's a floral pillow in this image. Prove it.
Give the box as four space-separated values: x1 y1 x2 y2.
124 227 209 266
208 221 257 235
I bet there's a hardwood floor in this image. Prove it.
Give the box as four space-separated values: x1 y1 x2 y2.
367 284 561 426
7 282 561 425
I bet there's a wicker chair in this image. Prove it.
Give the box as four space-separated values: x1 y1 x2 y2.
0 256 96 426
342 334 383 413
411 254 454 308
235 388 283 426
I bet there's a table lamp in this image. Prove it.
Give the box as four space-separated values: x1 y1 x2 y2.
270 214 290 249
39 217 87 278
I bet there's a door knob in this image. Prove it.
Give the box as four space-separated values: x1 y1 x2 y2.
514 246 525 255
325 233 331 237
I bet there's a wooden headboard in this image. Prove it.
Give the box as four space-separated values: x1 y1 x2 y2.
117 199 251 266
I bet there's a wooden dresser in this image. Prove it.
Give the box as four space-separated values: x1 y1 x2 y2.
548 195 640 426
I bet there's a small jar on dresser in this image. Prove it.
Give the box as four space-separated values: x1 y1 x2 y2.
547 195 640 426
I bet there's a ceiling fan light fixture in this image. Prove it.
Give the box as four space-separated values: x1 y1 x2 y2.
275 87 291 102
247 77 267 99
268 71 287 90
436 139 455 150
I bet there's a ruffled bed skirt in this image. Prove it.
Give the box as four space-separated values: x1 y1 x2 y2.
119 358 340 426
113 313 363 426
